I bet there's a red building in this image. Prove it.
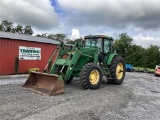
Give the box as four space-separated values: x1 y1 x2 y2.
0 32 59 75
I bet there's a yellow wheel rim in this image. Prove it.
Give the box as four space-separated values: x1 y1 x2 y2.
116 63 124 80
89 69 100 85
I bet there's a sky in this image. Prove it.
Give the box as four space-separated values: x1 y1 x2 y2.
0 0 160 48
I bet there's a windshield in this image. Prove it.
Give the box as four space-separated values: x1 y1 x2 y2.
85 38 102 48
85 38 111 53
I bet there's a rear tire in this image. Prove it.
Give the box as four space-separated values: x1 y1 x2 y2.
80 63 102 90
109 56 126 85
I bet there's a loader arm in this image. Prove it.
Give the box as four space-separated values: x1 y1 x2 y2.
50 42 81 82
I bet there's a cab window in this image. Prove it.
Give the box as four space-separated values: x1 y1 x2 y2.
104 39 110 53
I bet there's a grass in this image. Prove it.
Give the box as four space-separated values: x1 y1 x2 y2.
133 67 155 72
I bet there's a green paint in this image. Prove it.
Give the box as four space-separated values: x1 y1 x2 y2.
47 35 117 83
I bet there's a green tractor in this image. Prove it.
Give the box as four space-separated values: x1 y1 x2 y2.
23 35 126 96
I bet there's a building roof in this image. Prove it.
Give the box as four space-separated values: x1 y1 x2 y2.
0 31 59 44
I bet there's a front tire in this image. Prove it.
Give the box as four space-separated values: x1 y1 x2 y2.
80 63 102 90
109 56 126 85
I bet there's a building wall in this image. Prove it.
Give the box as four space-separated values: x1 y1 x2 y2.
0 38 58 75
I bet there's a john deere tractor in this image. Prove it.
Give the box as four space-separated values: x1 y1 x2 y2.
23 35 126 96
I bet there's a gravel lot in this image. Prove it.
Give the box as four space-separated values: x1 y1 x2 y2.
0 72 160 120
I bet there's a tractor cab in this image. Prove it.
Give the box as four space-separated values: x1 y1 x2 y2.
84 35 114 63
84 35 113 53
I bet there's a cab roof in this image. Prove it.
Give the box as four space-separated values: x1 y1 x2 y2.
84 35 113 40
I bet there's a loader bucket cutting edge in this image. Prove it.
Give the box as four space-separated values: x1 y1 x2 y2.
22 72 65 96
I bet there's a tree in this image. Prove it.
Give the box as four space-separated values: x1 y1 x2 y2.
35 34 42 37
47 34 56 40
144 45 159 68
35 33 68 41
41 33 48 38
126 44 145 67
0 20 15 33
113 33 133 59
66 39 80 44
24 25 33 35
113 33 160 68
36 33 47 38
54 34 67 41
0 20 34 35
0 24 3 31
15 24 24 34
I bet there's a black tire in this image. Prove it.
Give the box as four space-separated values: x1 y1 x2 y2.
66 75 74 84
109 56 126 85
154 74 158 77
80 63 102 90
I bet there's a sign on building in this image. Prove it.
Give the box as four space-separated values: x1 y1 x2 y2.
19 46 41 60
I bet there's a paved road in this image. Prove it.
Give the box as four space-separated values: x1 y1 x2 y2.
0 72 160 120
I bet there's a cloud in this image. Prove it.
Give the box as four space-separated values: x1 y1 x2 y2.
0 0 59 30
133 34 160 48
0 0 159 48
58 0 160 30
70 29 80 40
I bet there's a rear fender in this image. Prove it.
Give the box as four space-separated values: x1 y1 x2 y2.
106 53 117 65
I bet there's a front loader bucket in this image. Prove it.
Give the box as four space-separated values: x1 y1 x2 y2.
22 72 65 96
